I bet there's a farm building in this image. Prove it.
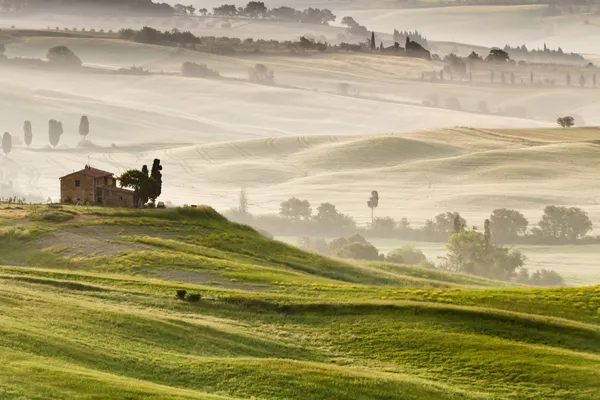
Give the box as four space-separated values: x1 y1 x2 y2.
60 165 134 207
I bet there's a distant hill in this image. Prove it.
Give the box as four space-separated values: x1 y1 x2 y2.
1 0 174 16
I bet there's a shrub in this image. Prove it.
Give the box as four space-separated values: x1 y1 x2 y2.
176 289 187 300
47 46 82 66
187 293 201 302
387 246 426 265
335 242 380 261
530 269 565 287
181 61 220 78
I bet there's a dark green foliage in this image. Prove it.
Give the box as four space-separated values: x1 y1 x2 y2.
388 246 427 266
118 168 159 207
367 190 379 224
47 46 82 66
176 290 187 300
150 159 163 201
48 120 63 148
78 116 89 139
23 121 32 147
2 132 11 155
187 293 201 302
557 116 575 128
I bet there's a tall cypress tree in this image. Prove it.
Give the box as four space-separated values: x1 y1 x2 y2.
23 121 32 147
370 31 375 51
151 158 163 199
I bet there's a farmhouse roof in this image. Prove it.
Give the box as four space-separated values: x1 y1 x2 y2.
60 165 114 180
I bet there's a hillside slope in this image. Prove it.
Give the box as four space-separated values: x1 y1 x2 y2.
0 205 599 399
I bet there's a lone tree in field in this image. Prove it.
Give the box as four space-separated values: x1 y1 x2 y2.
48 119 63 148
557 116 575 128
367 190 379 226
23 121 32 147
79 116 89 140
489 208 528 244
47 46 82 66
580 74 586 87
2 132 12 155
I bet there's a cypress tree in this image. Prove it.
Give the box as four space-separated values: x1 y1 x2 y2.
370 31 375 51
23 121 32 147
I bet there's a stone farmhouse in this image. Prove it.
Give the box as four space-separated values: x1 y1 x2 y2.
60 165 134 207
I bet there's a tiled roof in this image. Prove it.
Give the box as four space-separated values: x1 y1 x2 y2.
96 185 134 194
60 167 114 179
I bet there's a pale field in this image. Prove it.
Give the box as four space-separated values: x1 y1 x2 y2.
0 36 599 283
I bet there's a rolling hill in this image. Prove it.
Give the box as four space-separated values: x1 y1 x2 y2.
0 205 599 399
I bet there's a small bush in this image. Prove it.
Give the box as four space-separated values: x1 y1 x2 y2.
176 289 187 300
187 293 201 302
181 61 220 78
387 246 427 265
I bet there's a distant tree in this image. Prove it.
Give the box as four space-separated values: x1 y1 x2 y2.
372 216 395 236
536 205 592 240
48 119 63 148
280 197 311 220
248 63 274 84
486 48 509 63
566 72 571 86
78 115 89 140
467 51 482 61
2 132 11 155
490 70 494 82
186 4 196 15
199 8 208 15
557 116 575 128
213 4 237 16
580 73 586 87
23 121 32 147
47 46 82 66
239 187 249 215
386 245 426 265
370 31 375 51
314 202 355 229
530 269 565 287
270 6 297 21
530 71 534 84
335 242 380 261
445 228 526 281
453 213 466 233
367 190 379 225
150 158 163 201
483 219 491 251
245 1 268 18
510 72 515 84
489 208 528 244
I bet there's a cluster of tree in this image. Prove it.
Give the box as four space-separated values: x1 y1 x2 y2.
393 30 429 49
557 116 575 128
118 159 163 207
503 43 586 64
3 116 90 152
0 196 27 205
340 16 369 36
119 27 202 45
0 0 174 15
47 46 82 67
443 220 564 286
181 62 220 78
192 2 336 25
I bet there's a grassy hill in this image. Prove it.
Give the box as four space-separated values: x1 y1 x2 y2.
0 204 599 399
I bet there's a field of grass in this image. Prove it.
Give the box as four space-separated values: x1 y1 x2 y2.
0 204 599 399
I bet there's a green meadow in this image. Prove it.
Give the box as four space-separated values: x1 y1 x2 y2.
0 205 599 399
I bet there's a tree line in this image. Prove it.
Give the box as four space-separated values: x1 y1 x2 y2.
298 219 565 287
0 0 173 15
173 2 336 25
1 116 90 155
224 192 596 247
